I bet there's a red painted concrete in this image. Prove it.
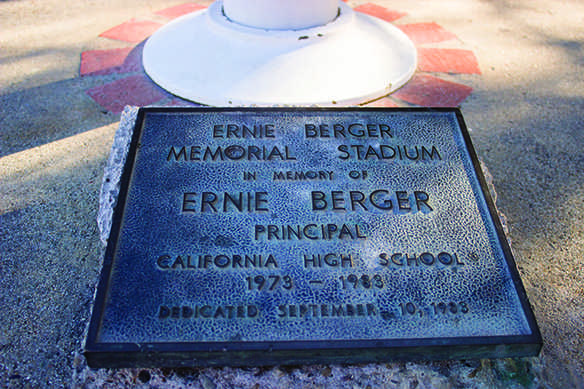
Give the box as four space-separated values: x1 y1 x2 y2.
354 3 406 22
80 44 144 76
155 3 207 19
364 98 399 107
99 19 163 43
86 75 167 113
393 74 473 107
418 48 481 74
80 48 133 76
398 22 457 45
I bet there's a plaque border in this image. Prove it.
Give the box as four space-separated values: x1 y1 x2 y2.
85 107 541 368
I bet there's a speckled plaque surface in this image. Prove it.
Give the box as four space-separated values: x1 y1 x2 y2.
85 107 541 368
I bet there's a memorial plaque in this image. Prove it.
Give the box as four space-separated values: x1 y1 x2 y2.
85 107 541 368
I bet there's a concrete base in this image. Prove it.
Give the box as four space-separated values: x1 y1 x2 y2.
142 1 416 106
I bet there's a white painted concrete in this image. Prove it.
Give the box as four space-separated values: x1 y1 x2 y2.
223 0 338 30
143 1 416 106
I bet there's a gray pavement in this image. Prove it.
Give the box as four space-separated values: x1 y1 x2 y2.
1 0 583 387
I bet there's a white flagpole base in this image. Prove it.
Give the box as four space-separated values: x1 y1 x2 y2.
143 1 417 106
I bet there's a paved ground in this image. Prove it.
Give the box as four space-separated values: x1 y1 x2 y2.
1 0 583 387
